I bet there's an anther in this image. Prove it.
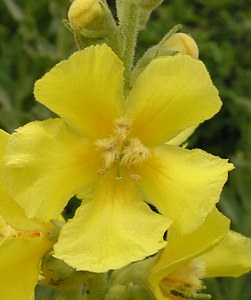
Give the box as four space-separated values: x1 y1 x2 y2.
121 137 151 166
113 116 131 141
127 170 142 181
94 136 119 169
96 168 107 175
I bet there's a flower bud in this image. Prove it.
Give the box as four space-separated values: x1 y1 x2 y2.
68 0 102 30
67 0 116 48
163 33 199 59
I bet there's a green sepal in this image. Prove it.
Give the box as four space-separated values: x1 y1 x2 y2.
41 254 90 289
132 0 164 10
130 24 182 86
103 256 158 300
137 9 151 30
62 19 73 33
71 0 117 50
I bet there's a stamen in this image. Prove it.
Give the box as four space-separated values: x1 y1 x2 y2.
94 136 119 169
113 116 131 141
159 259 209 300
96 168 107 175
94 116 150 181
0 223 40 239
121 137 151 166
127 169 142 181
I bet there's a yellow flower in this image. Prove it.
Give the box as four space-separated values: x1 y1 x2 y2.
0 130 53 300
3 45 233 272
148 209 251 300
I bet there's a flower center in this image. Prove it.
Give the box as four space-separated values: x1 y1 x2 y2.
94 116 151 180
159 259 211 300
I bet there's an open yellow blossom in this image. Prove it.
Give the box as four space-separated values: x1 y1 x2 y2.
0 130 53 300
3 44 233 272
149 209 251 300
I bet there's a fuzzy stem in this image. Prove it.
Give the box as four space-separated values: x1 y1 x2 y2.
63 287 85 300
119 0 139 95
88 273 107 300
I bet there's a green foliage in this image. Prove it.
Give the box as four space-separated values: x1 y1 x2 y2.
0 0 73 131
1 0 251 299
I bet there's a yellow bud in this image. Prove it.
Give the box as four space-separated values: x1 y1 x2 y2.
68 0 102 30
163 33 199 59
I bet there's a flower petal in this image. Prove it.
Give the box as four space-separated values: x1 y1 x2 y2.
3 119 99 221
137 144 233 234
54 173 171 272
127 55 221 147
0 130 44 230
34 44 124 140
0 231 52 300
202 231 251 278
0 129 8 155
167 126 197 146
149 209 229 286
0 182 43 232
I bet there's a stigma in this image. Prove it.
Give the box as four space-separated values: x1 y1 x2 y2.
95 116 151 180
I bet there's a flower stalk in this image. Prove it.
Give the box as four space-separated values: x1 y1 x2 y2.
88 273 108 300
118 0 139 94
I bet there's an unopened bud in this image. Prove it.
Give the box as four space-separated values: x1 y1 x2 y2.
163 33 199 59
68 0 102 30
67 0 116 48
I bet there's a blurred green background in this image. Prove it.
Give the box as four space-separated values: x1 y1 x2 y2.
1 0 251 299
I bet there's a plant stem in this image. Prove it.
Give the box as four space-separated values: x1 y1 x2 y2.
63 286 85 300
88 273 107 300
119 0 139 95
